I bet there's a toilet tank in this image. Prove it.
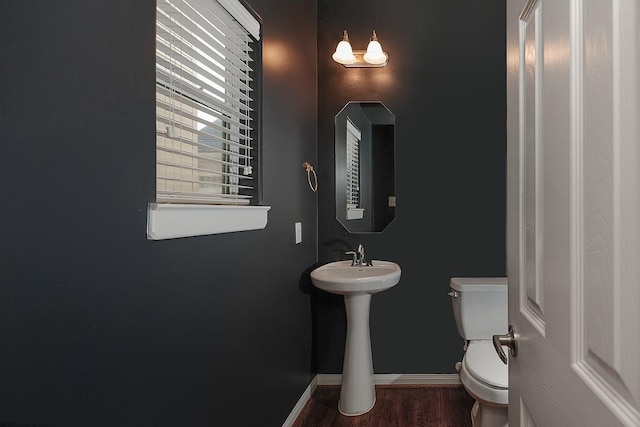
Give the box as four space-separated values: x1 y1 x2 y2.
449 277 508 340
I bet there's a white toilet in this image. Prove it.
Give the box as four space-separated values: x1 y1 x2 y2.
449 277 509 427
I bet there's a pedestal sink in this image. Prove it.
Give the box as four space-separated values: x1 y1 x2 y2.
310 260 401 416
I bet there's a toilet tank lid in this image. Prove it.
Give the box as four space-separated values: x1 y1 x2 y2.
450 277 508 292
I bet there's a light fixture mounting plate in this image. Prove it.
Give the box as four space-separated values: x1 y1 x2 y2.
341 50 388 68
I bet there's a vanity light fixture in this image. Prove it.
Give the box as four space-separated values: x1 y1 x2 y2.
332 30 388 68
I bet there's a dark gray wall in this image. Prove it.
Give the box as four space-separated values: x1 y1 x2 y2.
1 0 506 424
316 0 506 374
0 1 317 426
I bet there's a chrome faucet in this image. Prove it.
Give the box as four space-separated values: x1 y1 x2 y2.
345 244 372 266
356 244 365 265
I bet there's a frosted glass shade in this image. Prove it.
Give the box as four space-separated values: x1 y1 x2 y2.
363 35 387 65
333 39 356 65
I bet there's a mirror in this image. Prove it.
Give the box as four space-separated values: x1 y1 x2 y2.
335 101 395 233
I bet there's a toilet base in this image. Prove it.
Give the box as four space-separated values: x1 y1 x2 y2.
471 400 508 427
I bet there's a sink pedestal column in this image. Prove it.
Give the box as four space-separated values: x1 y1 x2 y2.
339 293 376 416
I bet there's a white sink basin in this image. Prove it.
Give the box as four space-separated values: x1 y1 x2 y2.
310 260 401 295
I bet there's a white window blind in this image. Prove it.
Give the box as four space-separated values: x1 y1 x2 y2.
346 118 361 210
156 0 260 205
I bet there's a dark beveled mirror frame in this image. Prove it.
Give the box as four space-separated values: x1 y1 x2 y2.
335 101 395 233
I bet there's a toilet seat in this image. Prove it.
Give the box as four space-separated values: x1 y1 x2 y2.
460 341 508 406
465 341 508 388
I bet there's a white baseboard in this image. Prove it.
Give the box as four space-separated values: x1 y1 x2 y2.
316 373 461 386
281 373 461 426
281 376 318 427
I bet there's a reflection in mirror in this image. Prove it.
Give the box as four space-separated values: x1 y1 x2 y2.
335 101 395 233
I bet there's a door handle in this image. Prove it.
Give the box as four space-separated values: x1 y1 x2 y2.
492 324 517 365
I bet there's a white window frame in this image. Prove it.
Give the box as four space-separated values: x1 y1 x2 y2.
148 0 270 240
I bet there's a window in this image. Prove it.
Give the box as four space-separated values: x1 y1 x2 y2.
148 0 270 240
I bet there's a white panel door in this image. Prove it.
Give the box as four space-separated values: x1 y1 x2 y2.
506 0 640 425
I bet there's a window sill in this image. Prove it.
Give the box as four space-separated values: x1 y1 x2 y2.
147 203 271 240
346 208 364 220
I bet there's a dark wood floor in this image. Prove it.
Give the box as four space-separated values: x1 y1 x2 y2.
292 384 476 427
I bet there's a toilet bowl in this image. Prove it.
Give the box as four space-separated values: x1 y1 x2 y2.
449 277 509 427
459 341 508 427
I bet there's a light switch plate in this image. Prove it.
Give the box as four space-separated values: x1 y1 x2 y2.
295 222 302 244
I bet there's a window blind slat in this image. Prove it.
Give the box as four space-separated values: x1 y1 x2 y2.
156 72 252 123
156 13 254 85
156 84 252 130
346 118 361 208
190 0 256 61
155 26 253 93
157 159 254 179
156 135 252 162
156 50 253 110
155 115 252 154
156 163 253 186
191 0 255 51
156 194 252 204
157 0 254 75
215 0 260 40
157 97 252 141
155 32 253 99
216 0 260 40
